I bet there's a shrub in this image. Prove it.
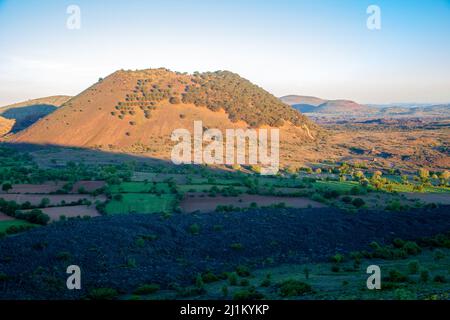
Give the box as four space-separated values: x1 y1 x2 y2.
195 274 204 289
88 288 119 300
278 279 313 297
230 243 244 251
202 271 219 283
403 241 421 255
240 279 250 286
394 288 416 300
341 196 352 203
387 269 408 283
56 251 71 261
221 285 228 297
433 275 446 283
233 287 264 300
2 183 12 193
188 223 200 235
260 278 271 287
331 265 340 272
236 265 251 277
134 284 160 295
169 96 181 104
420 269 430 282
113 194 123 201
228 272 238 286
352 198 365 208
0 272 9 282
330 253 345 263
407 260 420 274
434 249 445 260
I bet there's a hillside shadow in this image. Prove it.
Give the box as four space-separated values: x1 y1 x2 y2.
1 105 58 133
0 141 235 175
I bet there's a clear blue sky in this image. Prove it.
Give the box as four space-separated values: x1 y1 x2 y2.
1 0 449 105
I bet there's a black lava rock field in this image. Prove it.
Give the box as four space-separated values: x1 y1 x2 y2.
0 206 449 299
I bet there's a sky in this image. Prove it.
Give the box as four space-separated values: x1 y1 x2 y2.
0 0 449 106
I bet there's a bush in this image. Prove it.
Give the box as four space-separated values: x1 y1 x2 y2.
394 288 416 300
88 288 119 300
233 287 264 300
202 271 219 283
134 284 160 295
352 198 365 208
433 275 446 283
341 196 352 203
407 260 420 274
188 223 200 235
169 96 181 104
15 209 50 225
278 279 313 297
240 279 250 286
236 265 251 277
228 272 238 286
0 272 9 282
420 269 430 282
434 249 445 260
330 253 345 263
387 269 408 283
230 243 244 251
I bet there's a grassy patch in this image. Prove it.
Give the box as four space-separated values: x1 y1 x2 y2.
105 193 176 214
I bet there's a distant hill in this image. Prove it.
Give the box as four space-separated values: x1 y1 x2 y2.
281 95 373 115
10 69 319 163
314 100 374 114
0 95 71 133
379 104 450 118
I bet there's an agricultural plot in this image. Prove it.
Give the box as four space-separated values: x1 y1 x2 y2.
105 193 177 215
109 182 172 193
0 212 14 221
386 183 450 193
0 182 63 194
312 180 363 193
176 184 248 193
0 194 106 206
404 193 450 205
0 219 37 234
180 194 326 213
22 205 100 222
72 181 106 193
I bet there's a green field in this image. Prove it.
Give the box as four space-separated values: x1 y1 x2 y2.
109 182 172 193
312 180 363 192
176 184 248 193
386 183 450 193
105 193 177 215
0 220 37 233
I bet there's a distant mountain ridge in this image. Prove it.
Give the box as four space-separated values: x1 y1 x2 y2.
281 95 450 118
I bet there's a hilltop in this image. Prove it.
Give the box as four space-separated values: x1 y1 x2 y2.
281 95 372 114
280 95 326 110
9 69 319 165
314 100 374 114
0 95 71 133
